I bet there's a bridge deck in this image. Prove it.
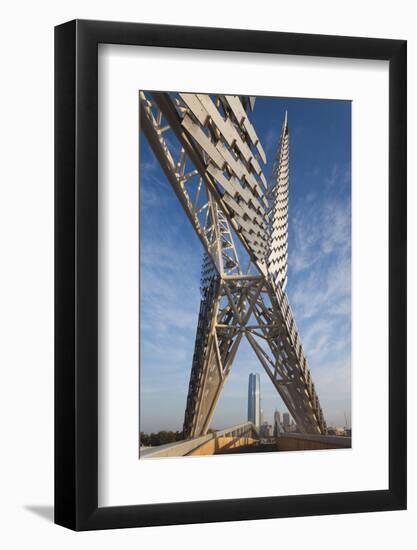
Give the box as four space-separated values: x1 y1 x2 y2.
140 423 351 459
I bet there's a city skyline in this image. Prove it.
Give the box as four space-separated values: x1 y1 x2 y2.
140 94 351 434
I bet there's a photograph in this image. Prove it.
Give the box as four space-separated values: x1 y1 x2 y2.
0 0 408 541
138 91 352 458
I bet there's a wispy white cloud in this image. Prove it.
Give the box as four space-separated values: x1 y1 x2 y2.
139 166 206 431
325 163 351 189
263 117 283 157
140 151 158 174
140 233 201 345
290 195 350 274
139 118 352 431
291 253 351 321
284 163 351 427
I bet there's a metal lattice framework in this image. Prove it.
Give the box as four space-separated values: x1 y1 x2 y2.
140 91 327 438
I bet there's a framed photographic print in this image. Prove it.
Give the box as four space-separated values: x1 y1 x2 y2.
55 20 406 530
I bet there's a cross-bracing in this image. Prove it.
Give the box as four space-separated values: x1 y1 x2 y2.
140 91 327 439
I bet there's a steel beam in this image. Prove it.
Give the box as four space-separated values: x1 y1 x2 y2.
140 91 327 437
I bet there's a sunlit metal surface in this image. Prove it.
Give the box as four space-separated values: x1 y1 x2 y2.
140 91 327 438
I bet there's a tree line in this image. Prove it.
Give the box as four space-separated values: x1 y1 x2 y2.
140 430 184 447
140 428 217 447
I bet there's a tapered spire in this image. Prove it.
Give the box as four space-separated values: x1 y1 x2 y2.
267 112 290 291
141 92 327 438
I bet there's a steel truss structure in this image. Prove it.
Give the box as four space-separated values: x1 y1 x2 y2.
140 90 327 438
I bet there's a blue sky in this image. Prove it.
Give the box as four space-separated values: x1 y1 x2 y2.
139 95 351 433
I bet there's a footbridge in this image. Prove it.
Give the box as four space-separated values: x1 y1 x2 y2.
140 423 350 458
141 422 259 458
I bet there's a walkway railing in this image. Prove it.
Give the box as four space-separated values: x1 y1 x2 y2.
140 422 259 459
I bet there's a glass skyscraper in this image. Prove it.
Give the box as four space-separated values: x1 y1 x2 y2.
247 373 261 428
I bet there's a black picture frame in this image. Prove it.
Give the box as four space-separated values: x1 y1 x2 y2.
55 19 407 531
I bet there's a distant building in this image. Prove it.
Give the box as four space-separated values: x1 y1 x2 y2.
260 422 273 438
283 412 290 431
248 373 261 428
274 410 282 425
273 409 283 436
